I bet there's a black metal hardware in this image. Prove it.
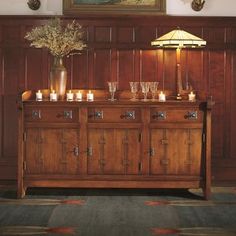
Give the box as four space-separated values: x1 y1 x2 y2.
150 148 155 157
73 146 79 157
152 111 166 120
87 147 93 156
120 111 135 120
185 111 198 120
32 110 41 119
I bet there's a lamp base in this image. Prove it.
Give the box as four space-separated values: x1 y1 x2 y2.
176 94 182 100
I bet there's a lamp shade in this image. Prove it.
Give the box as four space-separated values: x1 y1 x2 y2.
151 28 206 48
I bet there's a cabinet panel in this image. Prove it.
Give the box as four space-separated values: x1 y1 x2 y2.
24 106 78 123
150 128 202 176
88 107 141 123
87 128 140 175
150 108 202 123
25 128 80 175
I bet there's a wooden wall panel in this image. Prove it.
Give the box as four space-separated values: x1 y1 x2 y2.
209 51 226 160
66 53 89 89
231 52 236 159
25 49 45 90
95 26 112 43
140 50 157 82
3 97 17 158
136 26 156 43
117 27 134 43
94 50 112 88
0 16 236 182
117 50 135 90
163 50 176 92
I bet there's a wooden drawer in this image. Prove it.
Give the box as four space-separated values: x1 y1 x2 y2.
150 108 203 123
24 106 78 123
88 107 141 123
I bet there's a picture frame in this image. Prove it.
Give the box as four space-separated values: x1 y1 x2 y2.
63 0 166 15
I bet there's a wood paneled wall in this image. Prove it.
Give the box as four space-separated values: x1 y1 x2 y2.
0 15 235 182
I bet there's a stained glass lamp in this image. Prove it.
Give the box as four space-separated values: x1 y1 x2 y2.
151 28 206 98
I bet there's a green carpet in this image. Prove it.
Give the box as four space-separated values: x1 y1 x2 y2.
0 188 235 235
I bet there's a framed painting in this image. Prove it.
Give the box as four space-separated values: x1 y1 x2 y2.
63 0 166 15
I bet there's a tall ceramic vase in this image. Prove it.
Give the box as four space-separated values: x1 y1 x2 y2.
50 57 67 100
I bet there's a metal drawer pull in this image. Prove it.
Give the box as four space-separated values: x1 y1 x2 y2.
150 148 155 157
87 147 93 156
120 111 135 120
152 111 166 120
32 110 41 119
64 111 73 119
185 111 198 120
88 111 103 119
56 111 73 119
73 146 79 157
94 111 103 119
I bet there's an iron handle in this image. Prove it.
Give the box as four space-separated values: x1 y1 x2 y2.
184 111 198 120
88 111 103 119
73 146 79 157
150 148 155 157
87 147 93 156
56 110 73 119
120 111 135 120
152 111 166 120
32 110 41 119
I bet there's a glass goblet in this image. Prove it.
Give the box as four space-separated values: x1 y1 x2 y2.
140 82 150 101
107 81 118 101
149 82 159 101
129 82 139 101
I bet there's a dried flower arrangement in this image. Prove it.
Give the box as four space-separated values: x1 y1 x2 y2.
25 18 86 58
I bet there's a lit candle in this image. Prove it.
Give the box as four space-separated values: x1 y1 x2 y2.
66 90 74 102
36 90 42 101
158 91 166 102
188 91 196 102
75 90 82 101
87 90 94 102
50 90 57 102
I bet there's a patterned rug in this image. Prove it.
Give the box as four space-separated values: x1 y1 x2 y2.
0 187 235 236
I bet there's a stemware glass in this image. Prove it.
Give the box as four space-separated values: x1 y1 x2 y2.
140 82 150 101
107 81 118 101
149 82 159 101
129 82 139 101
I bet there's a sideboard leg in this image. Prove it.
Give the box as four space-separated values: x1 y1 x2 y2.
203 186 211 200
17 186 26 199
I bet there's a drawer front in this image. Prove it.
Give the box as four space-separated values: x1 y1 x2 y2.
24 107 78 123
88 108 141 123
150 109 203 123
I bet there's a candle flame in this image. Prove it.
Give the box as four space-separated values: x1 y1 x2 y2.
38 90 41 93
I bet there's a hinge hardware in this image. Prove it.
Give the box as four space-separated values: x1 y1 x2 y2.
138 162 142 172
23 132 27 142
139 133 142 142
202 133 206 143
23 161 26 171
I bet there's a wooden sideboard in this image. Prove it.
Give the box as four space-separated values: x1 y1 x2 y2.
18 90 213 199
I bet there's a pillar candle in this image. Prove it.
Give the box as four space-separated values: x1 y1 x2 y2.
188 91 196 102
158 91 166 102
75 90 82 101
66 90 74 101
36 90 42 101
50 90 57 102
87 90 94 102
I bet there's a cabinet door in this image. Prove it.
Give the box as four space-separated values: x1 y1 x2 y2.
150 128 202 175
25 128 80 175
87 128 140 175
